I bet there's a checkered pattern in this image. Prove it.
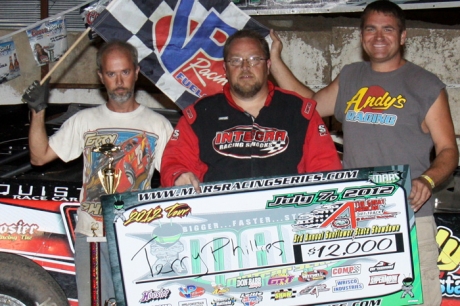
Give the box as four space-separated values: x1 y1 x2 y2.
91 0 269 109
260 140 287 154
309 204 341 225
270 289 296 300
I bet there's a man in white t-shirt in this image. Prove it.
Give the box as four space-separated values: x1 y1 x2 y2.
23 40 173 304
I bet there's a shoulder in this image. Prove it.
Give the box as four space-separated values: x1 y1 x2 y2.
141 105 171 121
137 106 174 132
194 93 226 109
182 93 226 124
272 87 317 120
341 62 367 74
64 104 104 124
404 61 443 82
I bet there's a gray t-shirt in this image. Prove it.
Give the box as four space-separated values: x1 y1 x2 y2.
335 61 445 217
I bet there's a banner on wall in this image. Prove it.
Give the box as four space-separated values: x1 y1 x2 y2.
102 165 423 305
26 16 69 67
0 40 20 84
233 0 460 15
80 0 111 40
435 213 460 306
91 0 269 110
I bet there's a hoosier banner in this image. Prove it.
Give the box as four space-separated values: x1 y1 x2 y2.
102 165 423 306
91 0 270 109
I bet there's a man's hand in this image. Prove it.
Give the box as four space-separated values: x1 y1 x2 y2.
22 78 50 113
409 177 433 212
269 29 283 60
175 172 201 193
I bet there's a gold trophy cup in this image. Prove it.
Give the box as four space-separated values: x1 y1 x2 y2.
92 143 122 194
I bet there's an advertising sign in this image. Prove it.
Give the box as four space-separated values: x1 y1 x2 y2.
0 39 20 84
26 16 68 66
233 0 460 15
436 213 460 306
102 165 422 306
91 0 269 109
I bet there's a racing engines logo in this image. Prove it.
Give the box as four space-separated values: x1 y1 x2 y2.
213 124 288 158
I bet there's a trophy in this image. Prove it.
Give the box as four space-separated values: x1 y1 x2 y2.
91 143 122 306
92 143 121 194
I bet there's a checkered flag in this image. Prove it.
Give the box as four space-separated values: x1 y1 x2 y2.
91 0 269 109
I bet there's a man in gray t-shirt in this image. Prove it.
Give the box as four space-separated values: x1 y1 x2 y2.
269 1 458 305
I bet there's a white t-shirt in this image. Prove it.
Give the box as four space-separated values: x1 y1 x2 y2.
49 104 173 236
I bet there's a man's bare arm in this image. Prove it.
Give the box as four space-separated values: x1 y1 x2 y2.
410 89 459 211
312 77 340 118
269 29 338 118
269 29 314 99
29 109 58 166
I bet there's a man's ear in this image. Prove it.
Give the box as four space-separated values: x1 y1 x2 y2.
266 59 271 75
400 30 407 46
97 70 104 85
135 65 140 81
223 62 228 77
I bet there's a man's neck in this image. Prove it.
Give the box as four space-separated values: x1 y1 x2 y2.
371 58 406 73
231 88 268 118
106 99 140 113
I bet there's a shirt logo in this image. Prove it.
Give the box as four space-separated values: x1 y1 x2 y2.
213 124 289 159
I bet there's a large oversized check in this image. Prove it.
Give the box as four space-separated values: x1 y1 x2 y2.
102 165 423 306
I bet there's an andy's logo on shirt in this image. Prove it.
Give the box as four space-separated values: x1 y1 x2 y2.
155 0 234 98
344 85 406 126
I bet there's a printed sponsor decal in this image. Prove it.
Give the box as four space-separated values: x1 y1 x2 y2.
178 298 207 306
298 270 328 282
240 292 263 306
137 170 359 202
0 220 39 240
299 284 330 297
291 197 399 232
0 183 80 202
271 288 296 300
368 171 402 185
369 261 395 273
268 274 295 286
178 285 205 299
124 203 191 225
344 86 405 126
236 277 262 289
212 283 230 295
318 124 328 136
212 124 288 158
332 278 364 293
211 297 236 306
332 265 361 277
350 300 382 306
369 274 400 286
139 288 171 303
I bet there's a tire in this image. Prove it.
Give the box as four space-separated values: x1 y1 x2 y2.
124 162 135 188
0 253 69 306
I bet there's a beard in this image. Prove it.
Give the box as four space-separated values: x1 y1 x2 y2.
108 88 134 103
231 79 263 99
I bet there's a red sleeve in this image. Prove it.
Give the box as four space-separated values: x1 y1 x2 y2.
160 116 208 187
299 110 342 173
